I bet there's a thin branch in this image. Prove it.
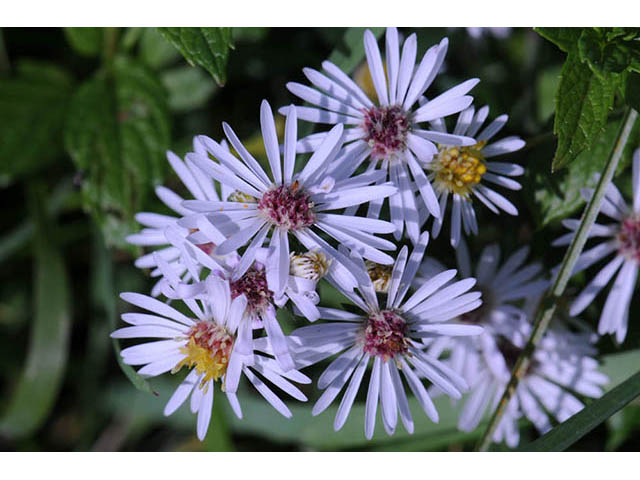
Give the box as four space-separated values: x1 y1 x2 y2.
475 107 638 452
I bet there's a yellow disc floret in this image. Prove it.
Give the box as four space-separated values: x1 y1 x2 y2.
431 141 487 198
365 260 393 294
173 321 234 389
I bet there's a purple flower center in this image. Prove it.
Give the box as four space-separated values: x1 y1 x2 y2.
257 182 315 230
363 310 409 361
617 215 640 262
230 266 273 315
362 105 410 161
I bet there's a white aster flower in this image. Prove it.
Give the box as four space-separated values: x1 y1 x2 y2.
125 140 235 296
553 149 640 343
425 240 548 393
111 274 310 441
456 319 608 448
180 100 398 302
418 105 525 247
280 27 480 244
279 233 484 439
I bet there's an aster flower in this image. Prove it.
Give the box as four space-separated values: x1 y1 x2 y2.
275 233 484 439
418 105 525 247
180 100 398 299
424 239 548 393
455 318 608 447
280 27 480 244
553 149 640 343
111 273 310 441
125 140 235 297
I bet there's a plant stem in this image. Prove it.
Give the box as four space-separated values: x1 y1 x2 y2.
475 107 638 452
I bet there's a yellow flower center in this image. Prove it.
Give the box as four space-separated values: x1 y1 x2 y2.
173 321 234 389
431 141 487 198
290 251 331 280
228 190 257 203
365 260 392 294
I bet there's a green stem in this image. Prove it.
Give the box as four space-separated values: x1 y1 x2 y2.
475 107 638 452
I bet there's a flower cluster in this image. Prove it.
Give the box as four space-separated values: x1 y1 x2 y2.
111 28 622 448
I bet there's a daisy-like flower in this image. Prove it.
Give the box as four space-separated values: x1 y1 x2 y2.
125 140 235 297
425 239 548 393
111 273 311 441
553 149 640 343
279 233 484 439
455 318 608 447
418 105 525 247
280 27 480 244
180 100 398 299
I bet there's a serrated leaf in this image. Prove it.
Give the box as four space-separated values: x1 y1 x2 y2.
328 27 385 75
535 116 640 226
552 51 615 171
578 28 640 77
521 369 640 451
63 27 103 56
64 56 170 250
161 65 217 112
0 186 72 438
157 27 233 86
0 60 73 181
534 27 583 53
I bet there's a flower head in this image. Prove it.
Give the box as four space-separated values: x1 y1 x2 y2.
111 275 310 441
179 100 398 302
281 233 484 439
553 149 640 342
281 27 481 245
420 105 525 247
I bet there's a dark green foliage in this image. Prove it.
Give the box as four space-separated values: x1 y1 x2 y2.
157 27 233 86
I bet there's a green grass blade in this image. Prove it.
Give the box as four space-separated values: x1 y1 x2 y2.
521 370 640 451
0 186 72 438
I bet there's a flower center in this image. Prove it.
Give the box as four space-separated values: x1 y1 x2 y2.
362 105 410 161
174 321 234 387
617 214 640 263
365 260 392 294
431 142 487 198
257 182 315 230
230 266 273 315
363 310 410 361
290 251 331 280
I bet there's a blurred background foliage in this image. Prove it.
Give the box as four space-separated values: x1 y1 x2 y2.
1 27 639 452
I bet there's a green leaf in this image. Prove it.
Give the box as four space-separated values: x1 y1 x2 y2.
520 369 640 451
64 55 170 250
0 60 73 181
328 27 385 75
624 71 640 112
535 116 640 226
534 27 583 53
161 65 217 113
552 51 615 171
63 27 103 56
0 186 72 439
577 28 640 77
139 28 181 69
536 65 562 122
157 27 233 86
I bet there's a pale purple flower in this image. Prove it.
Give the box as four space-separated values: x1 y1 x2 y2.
280 27 480 244
554 149 640 343
179 100 398 302
268 233 483 439
111 274 310 441
418 105 525 247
